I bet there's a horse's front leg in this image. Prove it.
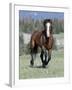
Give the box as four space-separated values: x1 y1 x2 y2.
40 50 44 65
40 49 52 67
44 49 52 66
48 49 52 64
40 46 47 68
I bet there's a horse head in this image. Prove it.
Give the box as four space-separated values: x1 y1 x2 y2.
43 19 52 38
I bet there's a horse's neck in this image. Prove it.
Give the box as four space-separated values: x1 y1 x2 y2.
42 30 46 36
40 31 46 45
42 30 48 39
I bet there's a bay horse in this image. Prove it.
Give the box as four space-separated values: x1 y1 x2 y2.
30 19 54 68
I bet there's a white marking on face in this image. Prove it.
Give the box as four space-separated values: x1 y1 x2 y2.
46 22 51 37
43 53 45 60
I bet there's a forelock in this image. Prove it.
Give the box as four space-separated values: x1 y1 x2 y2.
43 19 52 27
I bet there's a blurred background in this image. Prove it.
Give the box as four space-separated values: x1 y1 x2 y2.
19 10 64 56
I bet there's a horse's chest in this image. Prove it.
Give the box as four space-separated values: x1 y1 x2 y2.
40 34 53 49
45 37 53 49
35 35 46 48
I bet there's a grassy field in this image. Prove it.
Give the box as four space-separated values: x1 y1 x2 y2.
19 49 64 79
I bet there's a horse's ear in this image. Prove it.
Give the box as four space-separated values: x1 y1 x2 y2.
43 19 52 25
49 19 52 24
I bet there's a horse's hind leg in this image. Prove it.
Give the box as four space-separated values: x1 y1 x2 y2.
30 40 36 66
30 48 34 66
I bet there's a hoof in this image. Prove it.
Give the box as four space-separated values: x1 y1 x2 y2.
42 64 46 68
30 60 34 66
